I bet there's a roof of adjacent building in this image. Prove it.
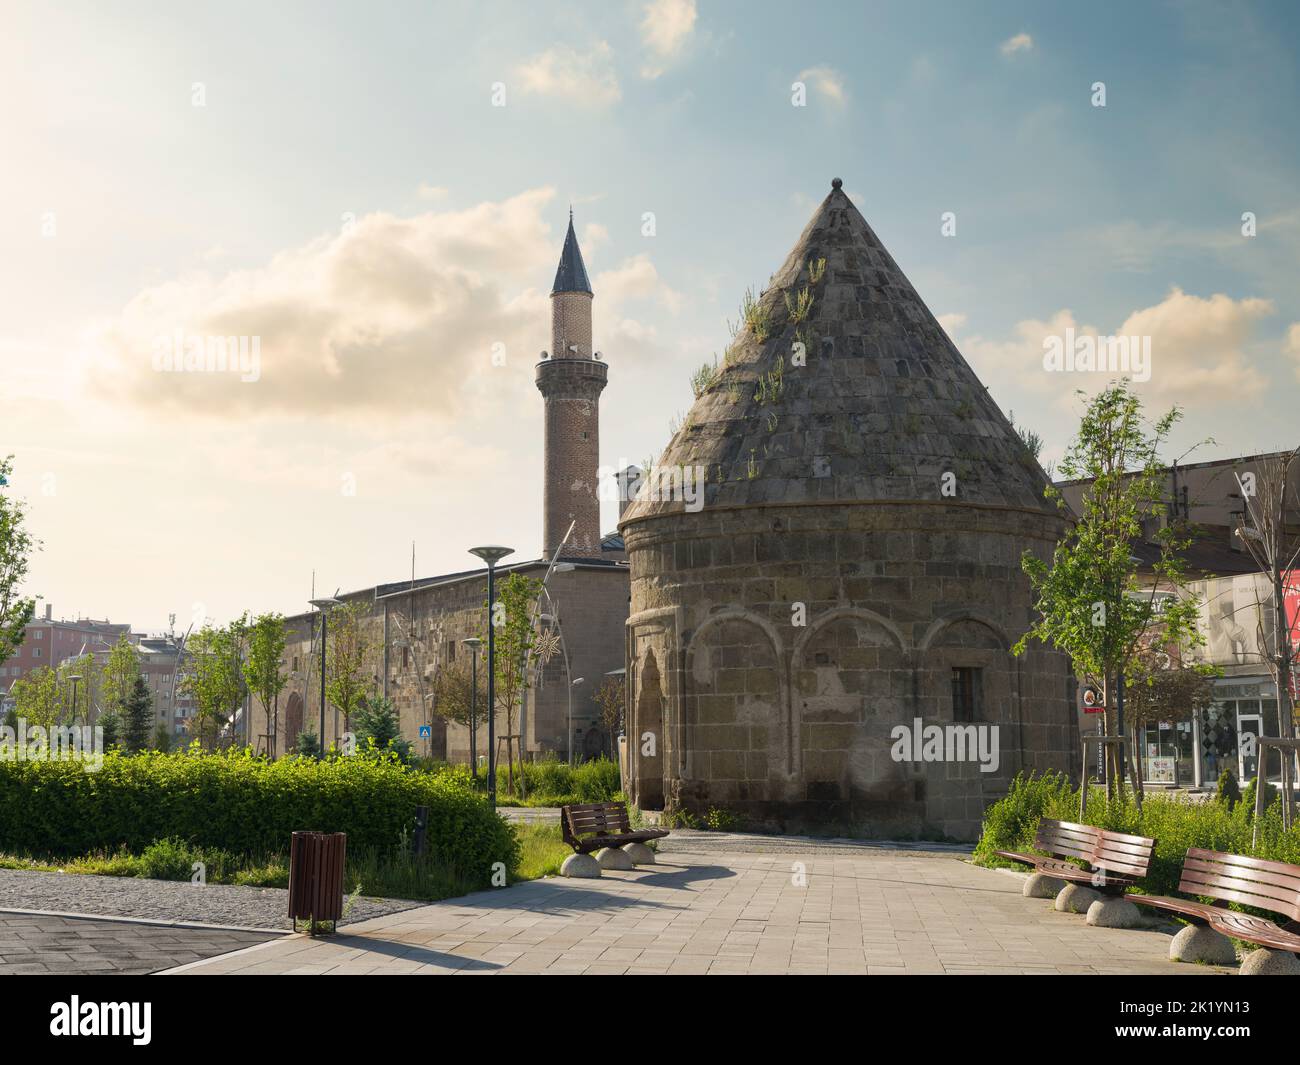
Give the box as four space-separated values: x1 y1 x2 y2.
621 179 1057 525
551 211 592 296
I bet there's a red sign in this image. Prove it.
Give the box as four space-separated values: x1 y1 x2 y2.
1081 686 1105 714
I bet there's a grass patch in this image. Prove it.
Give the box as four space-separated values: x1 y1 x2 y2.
513 822 571 881
0 819 573 903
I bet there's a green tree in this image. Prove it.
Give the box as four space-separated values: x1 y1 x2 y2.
98 708 122 749
488 572 543 796
122 674 153 753
324 600 375 742
181 620 248 750
1014 382 1205 802
294 729 321 758
243 612 288 757
352 695 412 762
593 676 626 759
0 456 38 669
101 634 141 722
431 658 488 729
153 721 173 752
10 666 63 728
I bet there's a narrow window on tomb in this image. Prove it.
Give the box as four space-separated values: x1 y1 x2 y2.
952 667 982 722
402 646 410 670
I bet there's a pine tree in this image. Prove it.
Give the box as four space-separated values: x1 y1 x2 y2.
122 674 153 753
153 722 173 752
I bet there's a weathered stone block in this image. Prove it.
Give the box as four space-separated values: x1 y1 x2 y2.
1239 948 1300 975
1169 924 1236 965
560 853 601 878
1055 883 1103 913
1086 897 1143 928
594 847 634 871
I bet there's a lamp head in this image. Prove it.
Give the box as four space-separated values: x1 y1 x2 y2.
469 545 514 566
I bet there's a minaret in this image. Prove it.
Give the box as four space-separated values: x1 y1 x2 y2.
536 211 607 559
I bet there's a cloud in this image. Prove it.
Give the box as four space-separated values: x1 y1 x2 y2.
89 189 671 421
640 0 698 78
795 66 847 107
594 254 684 316
1000 33 1034 56
1287 322 1300 378
416 184 449 201
516 42 621 107
951 288 1274 406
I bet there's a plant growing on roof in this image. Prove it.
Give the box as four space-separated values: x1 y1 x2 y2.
784 286 814 325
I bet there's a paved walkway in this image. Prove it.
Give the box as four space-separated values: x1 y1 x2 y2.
165 850 1234 976
0 911 277 974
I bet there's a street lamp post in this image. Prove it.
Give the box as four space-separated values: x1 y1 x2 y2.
309 597 340 756
469 546 513 811
463 637 482 778
570 677 585 765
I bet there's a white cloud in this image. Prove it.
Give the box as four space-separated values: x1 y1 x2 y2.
516 42 621 107
950 288 1274 407
1000 33 1034 56
796 66 847 107
594 254 684 316
640 0 698 78
1287 322 1300 378
88 189 671 420
416 184 448 201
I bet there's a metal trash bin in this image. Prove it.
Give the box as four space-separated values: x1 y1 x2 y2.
288 831 347 935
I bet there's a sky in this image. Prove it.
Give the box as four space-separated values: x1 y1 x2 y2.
3 0 1299 633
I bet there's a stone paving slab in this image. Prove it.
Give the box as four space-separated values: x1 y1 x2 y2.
164 850 1236 976
0 911 280 975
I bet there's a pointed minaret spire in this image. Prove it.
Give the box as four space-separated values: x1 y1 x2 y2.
551 210 592 295
537 210 606 559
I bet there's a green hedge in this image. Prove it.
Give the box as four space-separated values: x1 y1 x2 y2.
0 750 519 884
975 770 1300 897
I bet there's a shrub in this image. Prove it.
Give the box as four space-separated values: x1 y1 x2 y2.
0 749 518 888
1216 768 1240 809
139 837 204 881
976 770 1297 897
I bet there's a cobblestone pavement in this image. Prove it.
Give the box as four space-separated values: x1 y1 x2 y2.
0 868 421 930
166 849 1235 976
0 911 279 975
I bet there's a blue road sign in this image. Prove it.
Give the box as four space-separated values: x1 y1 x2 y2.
418 725 432 739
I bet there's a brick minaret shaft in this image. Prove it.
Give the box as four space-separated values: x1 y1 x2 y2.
536 211 607 559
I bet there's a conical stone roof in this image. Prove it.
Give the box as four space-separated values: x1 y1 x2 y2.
622 179 1056 524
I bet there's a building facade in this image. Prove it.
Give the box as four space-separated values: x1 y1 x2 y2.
619 180 1078 841
246 216 632 761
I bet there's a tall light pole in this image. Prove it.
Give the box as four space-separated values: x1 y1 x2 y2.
570 677 585 765
309 597 340 756
469 546 513 811
463 637 482 778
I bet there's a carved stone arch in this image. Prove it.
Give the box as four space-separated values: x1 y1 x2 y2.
284 691 304 754
682 607 791 797
792 606 912 793
791 605 907 664
918 609 1012 653
632 646 665 810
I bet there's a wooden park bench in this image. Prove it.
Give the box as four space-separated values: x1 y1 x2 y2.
560 801 669 855
994 818 1155 893
1129 849 1300 954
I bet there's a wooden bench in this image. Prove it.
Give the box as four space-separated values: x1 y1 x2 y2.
1129 849 1300 954
560 801 669 854
994 818 1155 893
